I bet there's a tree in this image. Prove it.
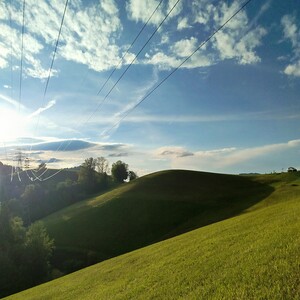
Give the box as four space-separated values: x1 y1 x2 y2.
78 158 97 191
111 160 128 183
128 170 138 181
95 157 109 174
0 206 54 297
21 184 45 224
24 222 54 286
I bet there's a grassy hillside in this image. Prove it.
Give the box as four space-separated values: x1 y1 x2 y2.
41 170 272 270
7 171 300 299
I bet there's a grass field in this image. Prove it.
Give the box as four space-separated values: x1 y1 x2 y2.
40 170 273 270
7 171 300 299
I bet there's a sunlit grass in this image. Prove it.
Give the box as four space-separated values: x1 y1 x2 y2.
41 170 273 264
7 172 300 299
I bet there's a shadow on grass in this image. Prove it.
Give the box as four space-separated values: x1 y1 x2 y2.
49 170 274 274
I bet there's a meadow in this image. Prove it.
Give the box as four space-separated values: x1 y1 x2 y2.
41 170 272 271
5 170 300 299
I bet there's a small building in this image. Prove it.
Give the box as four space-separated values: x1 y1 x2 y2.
288 167 297 172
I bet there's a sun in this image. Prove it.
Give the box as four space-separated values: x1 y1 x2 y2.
0 108 27 142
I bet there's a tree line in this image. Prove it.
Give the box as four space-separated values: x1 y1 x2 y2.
0 205 54 298
0 157 137 297
0 157 137 224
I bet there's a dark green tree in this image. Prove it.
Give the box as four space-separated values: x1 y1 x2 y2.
0 206 54 297
23 222 55 286
95 157 109 174
78 158 97 191
128 170 138 181
111 160 128 183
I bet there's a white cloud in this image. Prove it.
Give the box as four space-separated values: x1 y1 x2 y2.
160 34 169 44
0 0 123 78
167 0 183 19
143 0 266 70
126 0 182 26
281 15 298 48
154 140 300 173
5 138 300 175
101 68 160 136
51 0 122 72
281 14 300 77
0 94 25 109
154 146 194 158
177 17 191 30
20 140 134 169
0 18 51 79
0 0 268 80
171 37 198 57
212 1 267 65
191 0 213 25
101 0 118 15
284 61 300 77
145 42 213 70
145 52 180 70
28 99 56 119
126 0 165 26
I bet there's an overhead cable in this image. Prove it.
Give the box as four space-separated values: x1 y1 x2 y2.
18 0 26 113
37 0 174 182
103 0 254 136
25 0 69 181
96 0 164 96
55 0 182 157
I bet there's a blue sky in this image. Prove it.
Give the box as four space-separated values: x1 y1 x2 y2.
0 0 299 176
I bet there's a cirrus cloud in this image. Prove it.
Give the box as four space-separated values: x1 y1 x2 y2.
281 14 300 77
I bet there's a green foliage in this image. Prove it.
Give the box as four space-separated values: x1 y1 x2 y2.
0 207 54 298
111 160 128 183
128 170 138 181
0 158 117 226
9 172 300 299
94 157 109 174
78 158 97 191
24 222 55 285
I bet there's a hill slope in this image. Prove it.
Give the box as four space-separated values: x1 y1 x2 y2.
7 172 300 299
41 170 272 269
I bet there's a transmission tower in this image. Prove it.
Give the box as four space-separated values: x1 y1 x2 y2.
12 149 24 182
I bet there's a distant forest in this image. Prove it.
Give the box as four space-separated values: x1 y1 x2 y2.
0 157 136 224
0 157 136 297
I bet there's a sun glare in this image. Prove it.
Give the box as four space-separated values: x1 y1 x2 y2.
0 108 27 142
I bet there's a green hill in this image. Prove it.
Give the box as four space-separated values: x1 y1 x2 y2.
7 171 300 299
40 170 272 271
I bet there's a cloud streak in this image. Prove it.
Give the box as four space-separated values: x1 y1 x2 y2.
154 140 300 173
27 99 56 119
0 94 25 109
281 14 300 77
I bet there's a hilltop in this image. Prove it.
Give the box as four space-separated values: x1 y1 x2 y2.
42 170 272 272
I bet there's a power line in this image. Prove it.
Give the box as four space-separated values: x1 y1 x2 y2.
21 0 252 182
25 0 69 181
9 0 14 102
88 0 181 123
55 0 165 153
54 0 181 156
96 0 164 96
102 0 254 136
43 0 69 99
34 0 168 181
18 0 26 113
2 0 14 167
31 0 69 139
